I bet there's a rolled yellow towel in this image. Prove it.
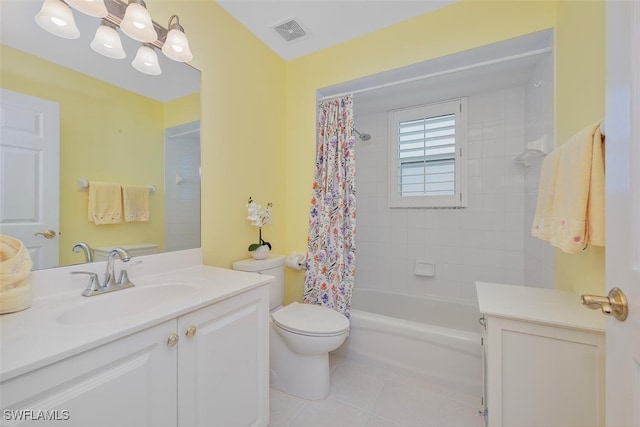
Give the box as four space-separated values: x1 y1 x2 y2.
0 234 33 314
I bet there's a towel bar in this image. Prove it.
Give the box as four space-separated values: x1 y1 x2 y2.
77 178 156 194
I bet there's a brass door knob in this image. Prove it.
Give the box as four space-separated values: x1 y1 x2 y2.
185 326 197 338
167 333 179 348
581 287 628 321
34 230 56 239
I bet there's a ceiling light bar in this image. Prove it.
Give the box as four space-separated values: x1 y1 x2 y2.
34 0 192 75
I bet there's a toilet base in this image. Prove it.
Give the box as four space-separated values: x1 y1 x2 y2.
269 326 330 400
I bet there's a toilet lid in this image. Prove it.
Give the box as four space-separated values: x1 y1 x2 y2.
272 302 350 336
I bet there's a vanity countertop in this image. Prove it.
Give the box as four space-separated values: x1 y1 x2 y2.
0 249 272 382
476 281 605 333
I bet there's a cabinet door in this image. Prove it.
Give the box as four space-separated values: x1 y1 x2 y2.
0 320 178 427
177 286 269 427
486 317 605 427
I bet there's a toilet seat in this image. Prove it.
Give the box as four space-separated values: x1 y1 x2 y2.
272 302 350 337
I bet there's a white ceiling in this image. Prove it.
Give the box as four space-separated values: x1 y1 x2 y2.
1 0 458 101
215 0 459 61
2 0 551 110
216 1 553 117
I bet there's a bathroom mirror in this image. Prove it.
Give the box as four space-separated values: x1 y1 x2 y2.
0 0 201 269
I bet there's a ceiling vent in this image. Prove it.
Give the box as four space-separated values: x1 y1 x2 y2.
272 17 310 43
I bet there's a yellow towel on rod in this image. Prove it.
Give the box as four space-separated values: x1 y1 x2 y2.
88 181 122 225
122 185 150 222
531 121 605 253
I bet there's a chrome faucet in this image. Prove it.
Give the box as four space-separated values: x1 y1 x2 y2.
104 248 131 288
72 242 94 262
71 248 137 297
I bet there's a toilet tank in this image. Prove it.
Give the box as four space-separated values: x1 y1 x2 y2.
232 255 285 311
93 243 160 261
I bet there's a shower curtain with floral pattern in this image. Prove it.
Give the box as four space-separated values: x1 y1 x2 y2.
304 94 356 317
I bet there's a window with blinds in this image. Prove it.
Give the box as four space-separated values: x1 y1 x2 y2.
389 98 467 208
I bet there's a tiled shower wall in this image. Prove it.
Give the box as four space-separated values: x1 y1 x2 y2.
524 55 556 289
354 82 553 305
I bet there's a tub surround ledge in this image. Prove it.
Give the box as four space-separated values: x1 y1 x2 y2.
475 281 605 332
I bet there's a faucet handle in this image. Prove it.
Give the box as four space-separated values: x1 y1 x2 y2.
70 271 101 296
117 260 142 286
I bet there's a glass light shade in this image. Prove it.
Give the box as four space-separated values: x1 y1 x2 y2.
35 0 80 39
162 28 193 62
90 23 126 59
131 45 161 75
120 1 157 43
66 0 107 18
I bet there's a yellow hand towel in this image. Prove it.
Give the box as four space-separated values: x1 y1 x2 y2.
122 185 150 222
88 181 122 225
531 121 605 253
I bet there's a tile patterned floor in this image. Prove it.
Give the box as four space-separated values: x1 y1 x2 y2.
269 354 485 427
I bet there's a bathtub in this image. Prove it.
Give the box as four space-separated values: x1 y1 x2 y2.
334 288 483 395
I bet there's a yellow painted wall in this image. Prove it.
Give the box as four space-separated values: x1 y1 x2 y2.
554 0 606 295
1 45 166 266
147 1 287 268
164 92 200 128
283 1 559 303
5 0 605 298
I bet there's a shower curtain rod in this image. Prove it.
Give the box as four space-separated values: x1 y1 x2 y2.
319 47 552 102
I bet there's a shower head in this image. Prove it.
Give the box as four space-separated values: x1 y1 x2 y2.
354 128 372 142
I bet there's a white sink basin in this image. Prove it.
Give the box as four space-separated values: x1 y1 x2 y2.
57 283 200 324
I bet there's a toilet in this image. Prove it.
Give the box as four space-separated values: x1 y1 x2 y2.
232 255 350 400
92 243 160 261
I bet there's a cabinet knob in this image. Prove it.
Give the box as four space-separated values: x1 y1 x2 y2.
185 325 197 338
167 333 179 348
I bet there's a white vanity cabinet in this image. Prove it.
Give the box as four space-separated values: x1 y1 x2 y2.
177 285 269 427
0 320 178 427
476 282 606 427
0 286 269 427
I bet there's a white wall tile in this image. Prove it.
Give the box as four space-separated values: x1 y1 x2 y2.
354 81 553 305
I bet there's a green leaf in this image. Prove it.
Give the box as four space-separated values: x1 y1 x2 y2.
264 241 272 250
248 243 261 251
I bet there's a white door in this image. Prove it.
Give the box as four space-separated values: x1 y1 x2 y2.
0 89 60 269
604 1 640 425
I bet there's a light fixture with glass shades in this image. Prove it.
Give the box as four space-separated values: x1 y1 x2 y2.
66 0 108 18
90 20 126 59
34 0 193 76
162 15 193 63
35 0 81 39
132 43 161 75
120 0 157 43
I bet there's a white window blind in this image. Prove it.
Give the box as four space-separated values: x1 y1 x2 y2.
398 114 456 196
389 98 467 208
